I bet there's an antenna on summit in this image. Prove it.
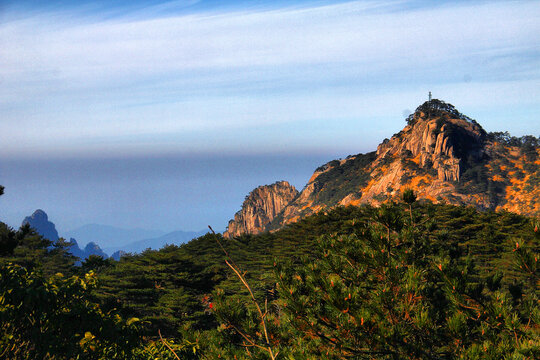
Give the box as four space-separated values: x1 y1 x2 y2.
428 91 432 102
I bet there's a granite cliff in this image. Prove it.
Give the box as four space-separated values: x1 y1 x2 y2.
225 99 540 236
223 181 298 238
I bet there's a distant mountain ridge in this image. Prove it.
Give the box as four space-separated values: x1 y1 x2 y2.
65 224 165 248
67 238 109 260
23 210 204 258
104 229 207 254
225 99 540 236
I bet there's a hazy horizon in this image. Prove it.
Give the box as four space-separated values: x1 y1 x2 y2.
2 0 539 234
0 152 339 234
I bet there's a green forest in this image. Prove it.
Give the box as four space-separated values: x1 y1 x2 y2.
0 186 538 359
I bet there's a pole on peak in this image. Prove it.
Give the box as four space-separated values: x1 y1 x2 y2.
428 91 432 102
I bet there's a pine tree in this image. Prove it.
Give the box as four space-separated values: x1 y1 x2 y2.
273 199 539 359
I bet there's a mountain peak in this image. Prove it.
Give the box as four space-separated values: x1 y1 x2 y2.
27 209 49 222
377 99 487 183
226 101 539 236
406 99 481 127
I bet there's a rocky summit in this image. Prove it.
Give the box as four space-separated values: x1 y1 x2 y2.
225 99 540 236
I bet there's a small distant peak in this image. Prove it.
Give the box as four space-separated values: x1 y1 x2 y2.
85 241 100 250
111 250 127 261
84 242 108 258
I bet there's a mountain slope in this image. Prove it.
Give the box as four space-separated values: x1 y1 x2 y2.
227 99 540 236
96 202 539 338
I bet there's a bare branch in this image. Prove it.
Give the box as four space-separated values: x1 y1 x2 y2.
158 329 181 360
209 226 278 360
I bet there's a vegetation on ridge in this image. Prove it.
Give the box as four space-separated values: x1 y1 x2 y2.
207 192 539 359
311 152 377 207
405 99 480 127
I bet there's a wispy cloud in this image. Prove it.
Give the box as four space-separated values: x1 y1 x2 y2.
1 0 539 158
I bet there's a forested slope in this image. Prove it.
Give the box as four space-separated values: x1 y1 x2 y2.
1 186 539 358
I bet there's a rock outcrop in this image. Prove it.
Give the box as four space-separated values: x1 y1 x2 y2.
227 99 540 235
224 181 298 238
376 104 486 183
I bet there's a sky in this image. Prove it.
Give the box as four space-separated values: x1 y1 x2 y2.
1 0 539 236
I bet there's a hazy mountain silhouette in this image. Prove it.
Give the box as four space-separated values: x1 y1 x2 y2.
22 209 59 242
22 210 108 260
65 224 165 248
104 229 207 255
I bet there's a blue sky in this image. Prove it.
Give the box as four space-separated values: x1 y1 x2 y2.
0 0 539 236
2 0 539 159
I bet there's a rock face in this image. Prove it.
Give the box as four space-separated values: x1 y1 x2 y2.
352 100 487 206
22 209 59 242
224 181 298 238
226 99 540 236
377 101 486 183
